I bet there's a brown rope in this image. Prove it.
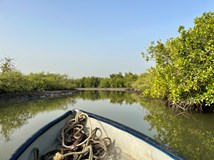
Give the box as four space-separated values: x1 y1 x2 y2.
42 111 111 160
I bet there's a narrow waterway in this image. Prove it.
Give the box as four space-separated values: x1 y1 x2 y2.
0 91 213 160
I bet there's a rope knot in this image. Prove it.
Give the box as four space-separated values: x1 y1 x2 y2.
53 152 64 160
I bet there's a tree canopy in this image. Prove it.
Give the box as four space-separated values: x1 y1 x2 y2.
74 72 138 88
0 57 16 74
134 12 214 110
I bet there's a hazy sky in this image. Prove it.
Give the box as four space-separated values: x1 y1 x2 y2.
0 1 213 78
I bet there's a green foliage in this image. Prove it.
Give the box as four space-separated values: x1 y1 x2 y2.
0 72 75 93
27 72 74 91
74 72 138 88
0 72 31 93
124 72 138 87
75 76 100 88
0 58 75 93
99 78 111 88
132 69 168 98
109 72 125 88
0 57 138 93
134 12 214 109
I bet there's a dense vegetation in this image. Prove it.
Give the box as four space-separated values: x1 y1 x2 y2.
0 57 138 93
133 12 214 111
0 57 75 93
74 72 138 88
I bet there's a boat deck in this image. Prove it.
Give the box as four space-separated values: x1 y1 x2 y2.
104 144 135 160
105 152 135 160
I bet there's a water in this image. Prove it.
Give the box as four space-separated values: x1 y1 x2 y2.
0 91 213 160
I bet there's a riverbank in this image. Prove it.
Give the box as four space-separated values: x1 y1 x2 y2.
0 90 79 103
0 88 131 103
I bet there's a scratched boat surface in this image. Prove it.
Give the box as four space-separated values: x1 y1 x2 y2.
10 110 186 160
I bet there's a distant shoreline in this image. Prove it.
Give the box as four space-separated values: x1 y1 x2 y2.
76 88 133 91
0 88 133 103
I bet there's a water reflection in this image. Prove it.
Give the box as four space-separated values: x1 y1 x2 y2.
133 96 214 160
72 91 136 105
0 97 76 141
0 91 213 160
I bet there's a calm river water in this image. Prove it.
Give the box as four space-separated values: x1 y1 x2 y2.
0 91 213 160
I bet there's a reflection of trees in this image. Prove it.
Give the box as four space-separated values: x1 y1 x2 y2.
1 91 137 141
1 91 213 160
133 96 214 160
73 91 136 105
0 97 76 141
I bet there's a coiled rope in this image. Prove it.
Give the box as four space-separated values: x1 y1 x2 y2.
42 111 111 160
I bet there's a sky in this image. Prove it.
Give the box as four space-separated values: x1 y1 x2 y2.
0 1 213 78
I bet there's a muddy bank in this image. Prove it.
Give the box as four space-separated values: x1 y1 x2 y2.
0 90 79 103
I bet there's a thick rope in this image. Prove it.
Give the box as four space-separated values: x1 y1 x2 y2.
42 111 111 160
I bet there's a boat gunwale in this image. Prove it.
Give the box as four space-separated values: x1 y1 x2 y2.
10 110 187 160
